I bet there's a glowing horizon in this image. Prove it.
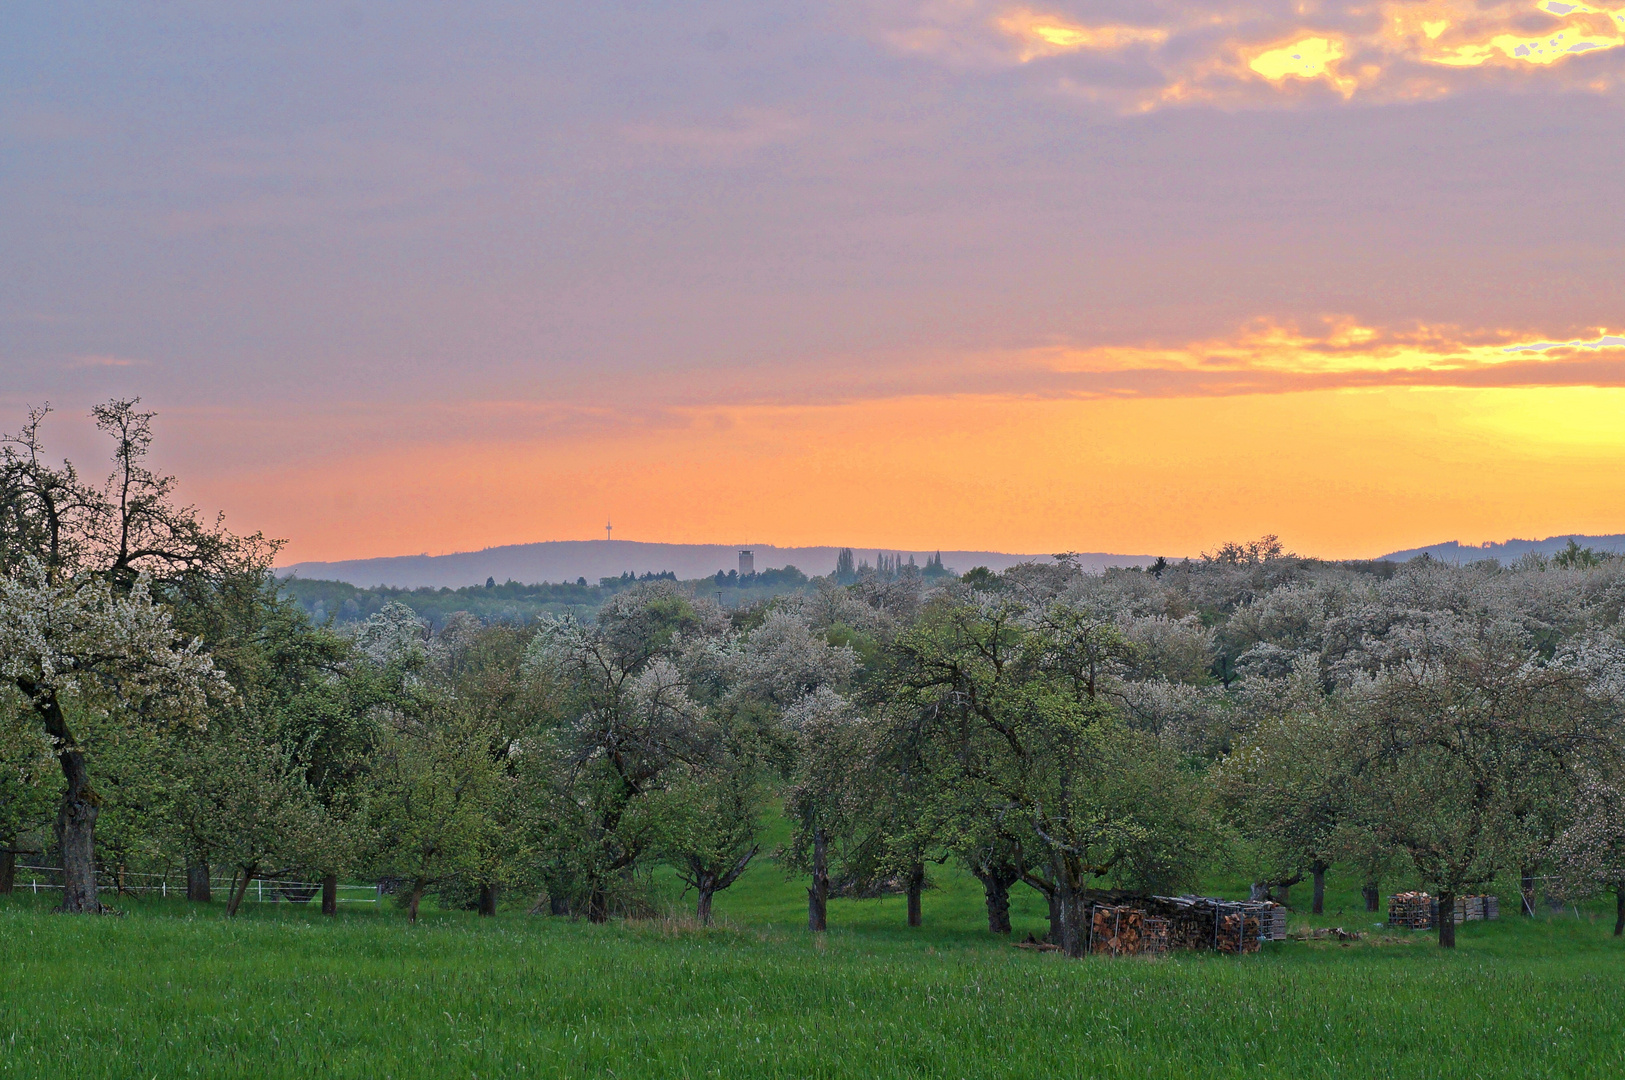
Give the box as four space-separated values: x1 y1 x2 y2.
6 2 1624 566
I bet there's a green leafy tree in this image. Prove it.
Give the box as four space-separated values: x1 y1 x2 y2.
1355 621 1618 947
892 594 1209 955
0 690 58 893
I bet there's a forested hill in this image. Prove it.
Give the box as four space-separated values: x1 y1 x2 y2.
278 539 1152 589
279 564 832 628
1380 534 1625 564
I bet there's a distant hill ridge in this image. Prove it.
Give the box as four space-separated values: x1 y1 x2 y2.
1379 534 1625 565
279 539 1158 589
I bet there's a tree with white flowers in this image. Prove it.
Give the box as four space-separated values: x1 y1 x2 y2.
1 401 260 912
1552 780 1625 935
0 559 224 909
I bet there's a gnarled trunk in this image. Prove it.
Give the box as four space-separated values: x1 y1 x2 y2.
186 862 211 903
905 863 924 928
973 865 1017 934
0 848 15 895
1362 880 1379 913
696 885 715 926
321 873 338 916
478 883 499 917
808 827 829 932
21 684 102 913
1311 864 1327 915
585 888 609 924
1437 890 1456 948
56 745 101 913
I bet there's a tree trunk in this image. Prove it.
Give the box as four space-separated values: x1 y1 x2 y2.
478 883 499 917
1362 880 1379 913
24 684 101 914
1615 890 1624 937
226 866 256 917
408 880 426 924
321 873 337 916
186 862 211 903
0 849 15 895
974 869 1014 934
586 888 609 924
696 886 715 926
1249 881 1270 902
56 748 101 913
550 894 570 917
1311 865 1327 915
1437 890 1456 948
905 862 924 928
808 827 829 932
1271 883 1291 907
1520 868 1537 917
1054 876 1084 958
1046 887 1062 944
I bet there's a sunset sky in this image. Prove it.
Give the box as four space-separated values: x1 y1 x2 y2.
6 1 1625 563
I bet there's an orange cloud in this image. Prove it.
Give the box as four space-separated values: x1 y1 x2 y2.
997 8 1168 61
884 0 1625 109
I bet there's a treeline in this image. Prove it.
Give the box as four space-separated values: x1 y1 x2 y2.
7 404 1625 955
281 568 821 628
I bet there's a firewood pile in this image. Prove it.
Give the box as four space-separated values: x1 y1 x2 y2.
1143 895 1262 954
1250 901 1289 941
1086 904 1170 956
1011 892 1275 957
1389 891 1501 929
1387 891 1435 929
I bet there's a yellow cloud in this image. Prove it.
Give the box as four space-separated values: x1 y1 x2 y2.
1247 37 1361 94
899 1 1625 109
1389 0 1625 67
996 8 1168 61
1037 320 1625 386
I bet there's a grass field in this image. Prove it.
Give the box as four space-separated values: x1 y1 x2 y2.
3 854 1623 1079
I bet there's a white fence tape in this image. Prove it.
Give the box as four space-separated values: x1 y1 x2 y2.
11 866 378 903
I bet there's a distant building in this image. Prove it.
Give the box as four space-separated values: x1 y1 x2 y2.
738 549 754 577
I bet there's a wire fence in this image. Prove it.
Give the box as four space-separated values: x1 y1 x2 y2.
10 865 379 904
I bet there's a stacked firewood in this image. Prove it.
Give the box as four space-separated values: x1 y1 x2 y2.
1387 892 1502 928
1089 904 1148 956
1143 895 1262 953
1081 904 1176 956
1388 891 1436 929
1247 901 1289 941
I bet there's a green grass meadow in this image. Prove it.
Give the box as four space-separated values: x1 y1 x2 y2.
3 856 1623 1079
